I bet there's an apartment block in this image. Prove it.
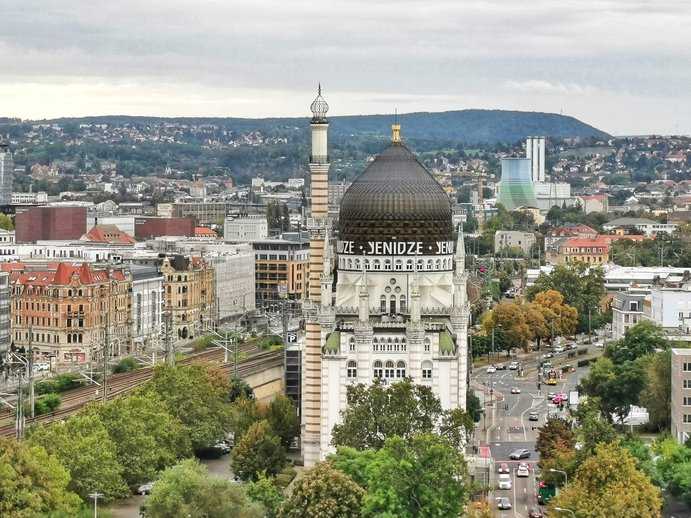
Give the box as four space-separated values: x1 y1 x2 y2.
671 349 691 443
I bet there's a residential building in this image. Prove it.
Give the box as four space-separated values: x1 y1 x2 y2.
165 199 236 226
208 245 256 324
545 224 598 250
15 206 87 243
224 214 268 242
8 262 132 366
612 291 647 340
81 225 136 245
549 236 610 265
11 191 48 205
646 280 691 341
130 264 164 354
160 255 214 339
603 217 677 237
579 193 609 214
194 227 217 238
494 230 536 256
252 232 309 306
0 272 10 355
671 348 691 443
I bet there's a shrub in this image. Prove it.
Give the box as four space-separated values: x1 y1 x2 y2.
259 335 283 350
274 465 297 489
33 393 61 416
112 357 140 374
35 374 81 395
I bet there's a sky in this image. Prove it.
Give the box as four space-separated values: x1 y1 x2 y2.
0 0 689 135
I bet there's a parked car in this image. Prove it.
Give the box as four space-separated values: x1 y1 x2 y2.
509 448 531 460
511 387 521 394
497 473 512 490
529 507 544 518
553 346 564 354
497 462 510 474
213 440 232 454
547 392 556 400
509 361 519 370
487 365 496 374
496 497 512 510
528 412 539 421
495 363 507 370
516 463 530 477
137 482 155 495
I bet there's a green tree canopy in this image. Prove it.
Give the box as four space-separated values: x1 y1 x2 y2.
579 357 646 422
266 395 299 449
549 442 662 518
231 420 287 481
0 437 81 517
639 349 672 431
89 394 192 486
142 364 232 450
277 462 365 518
606 321 668 363
145 458 263 518
27 413 128 501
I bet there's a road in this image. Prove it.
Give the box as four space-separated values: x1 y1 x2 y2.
473 347 594 517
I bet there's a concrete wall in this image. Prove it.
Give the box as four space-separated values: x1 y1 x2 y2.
245 364 284 404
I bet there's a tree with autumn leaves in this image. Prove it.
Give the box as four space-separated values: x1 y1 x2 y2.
481 289 577 351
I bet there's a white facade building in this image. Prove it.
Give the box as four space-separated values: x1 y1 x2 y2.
0 143 13 206
526 136 546 182
208 246 256 323
130 264 164 352
224 215 268 242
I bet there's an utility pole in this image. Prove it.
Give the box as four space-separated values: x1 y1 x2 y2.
16 368 23 439
28 326 35 419
102 311 109 403
588 307 592 344
89 492 103 518
164 313 175 366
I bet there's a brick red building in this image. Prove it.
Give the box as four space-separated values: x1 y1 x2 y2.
134 217 195 240
15 207 87 243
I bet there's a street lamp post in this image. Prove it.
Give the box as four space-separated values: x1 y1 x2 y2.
89 492 104 518
554 507 576 517
550 468 568 486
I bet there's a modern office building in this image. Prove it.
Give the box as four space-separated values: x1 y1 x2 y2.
497 158 538 211
0 143 13 207
252 233 309 306
526 136 546 182
224 214 268 242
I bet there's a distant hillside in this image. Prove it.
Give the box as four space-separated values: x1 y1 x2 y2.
43 109 609 144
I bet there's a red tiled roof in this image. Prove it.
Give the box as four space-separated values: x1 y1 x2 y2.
13 262 127 286
562 236 611 249
194 226 217 237
82 225 136 244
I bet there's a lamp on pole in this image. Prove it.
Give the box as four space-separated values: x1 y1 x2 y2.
554 507 576 518
89 492 104 518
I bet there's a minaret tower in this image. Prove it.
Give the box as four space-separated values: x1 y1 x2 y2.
451 226 470 409
303 85 330 466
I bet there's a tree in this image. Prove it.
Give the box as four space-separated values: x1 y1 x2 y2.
521 301 549 348
231 420 287 481
0 437 81 517
247 472 284 518
549 442 662 518
90 394 192 486
536 417 576 461
277 462 364 518
572 398 618 459
143 365 232 450
361 434 469 518
229 376 255 402
230 396 266 441
527 262 605 333
27 413 128 501
266 395 299 449
639 349 672 431
331 379 463 450
466 391 483 423
532 289 578 342
0 213 14 231
481 301 532 351
606 321 668 363
579 357 646 422
145 458 263 518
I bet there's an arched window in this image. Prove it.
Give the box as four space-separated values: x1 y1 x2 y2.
424 338 431 352
406 259 413 271
396 360 406 378
400 295 407 313
373 360 383 379
347 360 357 379
373 337 379 352
364 259 370 270
389 295 396 314
417 258 424 270
427 259 434 270
373 259 380 271
346 258 353 269
435 259 441 270
385 360 395 378
354 259 361 270
422 360 433 380
395 259 402 271
384 259 391 271
380 295 387 313
349 337 356 352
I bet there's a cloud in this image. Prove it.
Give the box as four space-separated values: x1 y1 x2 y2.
504 81 601 96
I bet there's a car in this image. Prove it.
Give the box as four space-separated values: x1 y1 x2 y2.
509 448 531 460
552 393 567 404
542 353 553 360
529 507 545 518
213 440 232 454
487 365 496 374
516 463 530 477
528 411 539 421
595 341 605 348
509 361 519 370
542 361 553 370
497 462 510 474
511 387 521 394
137 482 155 495
496 497 512 510
495 363 507 370
33 362 50 372
553 346 564 354
497 473 512 490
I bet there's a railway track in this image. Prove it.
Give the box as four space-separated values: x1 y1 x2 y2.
0 345 280 436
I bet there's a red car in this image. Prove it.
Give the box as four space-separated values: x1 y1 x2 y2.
497 462 510 474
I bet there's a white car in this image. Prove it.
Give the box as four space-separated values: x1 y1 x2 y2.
497 473 512 490
487 366 496 374
511 387 521 394
509 361 519 370
137 482 155 495
516 463 530 477
553 346 564 354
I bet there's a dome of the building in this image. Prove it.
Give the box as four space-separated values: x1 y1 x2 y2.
338 141 453 251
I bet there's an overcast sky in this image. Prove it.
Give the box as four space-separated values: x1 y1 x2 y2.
0 0 689 135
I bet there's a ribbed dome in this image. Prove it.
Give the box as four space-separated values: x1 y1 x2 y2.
338 143 453 250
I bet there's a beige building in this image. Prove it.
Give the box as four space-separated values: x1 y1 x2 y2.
671 348 691 443
160 255 214 339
